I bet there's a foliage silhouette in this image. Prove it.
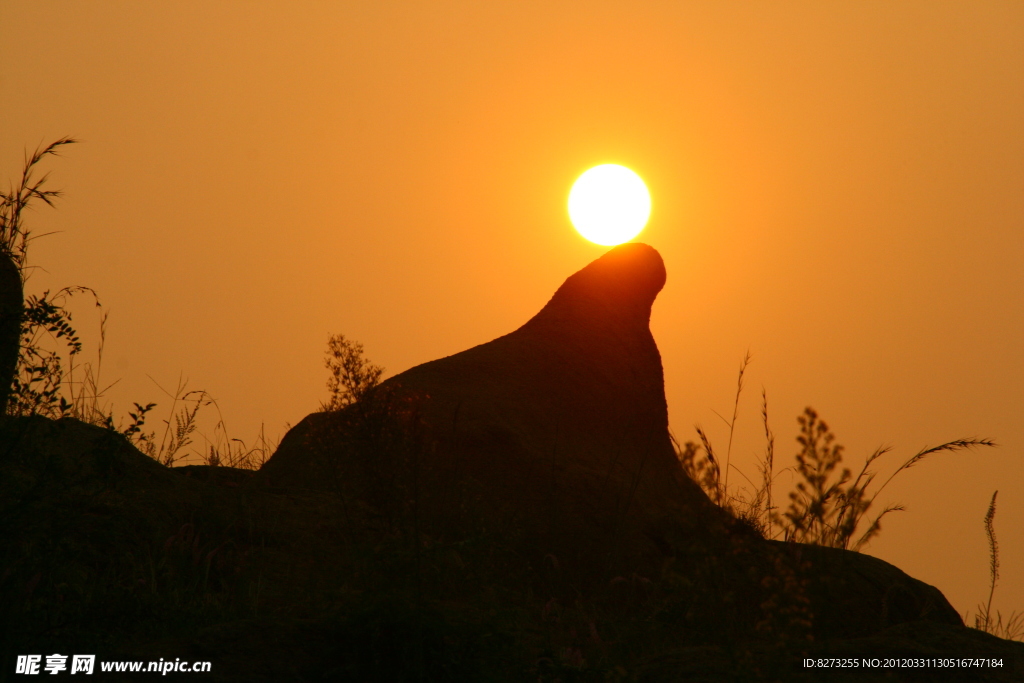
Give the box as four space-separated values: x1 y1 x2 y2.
1 139 275 469
1 137 78 415
678 354 1017 641
319 332 385 412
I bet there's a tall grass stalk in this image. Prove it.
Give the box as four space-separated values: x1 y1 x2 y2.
969 492 1024 641
983 491 1000 632
710 350 750 495
756 389 776 535
134 374 210 466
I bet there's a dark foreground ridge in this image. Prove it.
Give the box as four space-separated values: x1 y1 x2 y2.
2 244 1021 681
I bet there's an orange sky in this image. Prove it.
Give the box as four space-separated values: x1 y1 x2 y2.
2 1 1022 619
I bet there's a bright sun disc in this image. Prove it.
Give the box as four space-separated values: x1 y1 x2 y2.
568 164 651 246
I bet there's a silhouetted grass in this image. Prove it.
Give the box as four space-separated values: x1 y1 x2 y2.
2 139 276 470
0 136 78 267
679 353 1020 642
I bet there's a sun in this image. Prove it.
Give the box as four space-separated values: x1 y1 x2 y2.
568 164 651 246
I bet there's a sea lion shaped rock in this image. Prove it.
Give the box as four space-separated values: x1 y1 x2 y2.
257 243 727 573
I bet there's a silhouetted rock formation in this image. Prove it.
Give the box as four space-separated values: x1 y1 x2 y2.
258 244 730 577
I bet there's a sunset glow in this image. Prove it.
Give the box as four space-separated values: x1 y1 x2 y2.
2 2 1021 627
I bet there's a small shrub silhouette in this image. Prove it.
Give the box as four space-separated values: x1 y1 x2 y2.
320 332 385 412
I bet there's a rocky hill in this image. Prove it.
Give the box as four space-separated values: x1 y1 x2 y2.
2 244 1021 681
